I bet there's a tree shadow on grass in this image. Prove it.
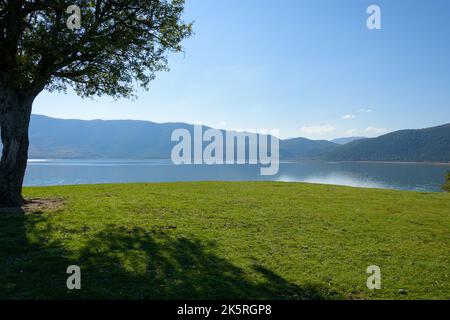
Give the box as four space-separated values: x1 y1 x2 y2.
0 214 332 299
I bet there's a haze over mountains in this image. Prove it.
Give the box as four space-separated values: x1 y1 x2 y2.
20 115 450 163
331 137 367 145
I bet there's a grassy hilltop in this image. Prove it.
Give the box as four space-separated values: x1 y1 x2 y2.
1 182 449 299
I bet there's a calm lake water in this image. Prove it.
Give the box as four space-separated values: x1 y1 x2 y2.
24 159 450 192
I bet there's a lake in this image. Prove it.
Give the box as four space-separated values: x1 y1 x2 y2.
24 159 450 192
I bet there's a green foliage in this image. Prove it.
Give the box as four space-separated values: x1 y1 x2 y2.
0 0 192 98
1 182 449 299
443 172 450 192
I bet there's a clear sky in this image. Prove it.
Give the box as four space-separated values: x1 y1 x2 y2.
33 0 450 140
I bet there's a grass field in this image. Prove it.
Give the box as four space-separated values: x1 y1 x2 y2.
0 182 449 300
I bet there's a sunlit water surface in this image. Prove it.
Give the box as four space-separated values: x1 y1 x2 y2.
24 159 450 192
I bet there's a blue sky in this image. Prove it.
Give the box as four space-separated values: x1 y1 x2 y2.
33 0 450 140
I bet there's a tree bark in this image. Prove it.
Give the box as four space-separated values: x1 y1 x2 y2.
0 81 34 208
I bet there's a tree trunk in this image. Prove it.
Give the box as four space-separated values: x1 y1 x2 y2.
0 84 34 208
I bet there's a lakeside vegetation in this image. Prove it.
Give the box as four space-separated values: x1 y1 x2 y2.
1 182 449 299
444 172 450 192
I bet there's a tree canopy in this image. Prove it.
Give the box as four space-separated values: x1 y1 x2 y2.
0 0 192 207
0 0 192 98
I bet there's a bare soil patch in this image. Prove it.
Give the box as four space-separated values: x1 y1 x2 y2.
0 198 65 214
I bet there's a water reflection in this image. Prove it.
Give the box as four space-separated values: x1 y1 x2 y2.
24 159 449 192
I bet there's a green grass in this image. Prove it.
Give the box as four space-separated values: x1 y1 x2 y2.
1 182 449 300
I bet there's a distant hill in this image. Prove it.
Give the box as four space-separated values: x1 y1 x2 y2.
280 137 338 160
322 124 450 162
26 115 337 160
7 115 448 163
331 137 367 145
28 115 191 159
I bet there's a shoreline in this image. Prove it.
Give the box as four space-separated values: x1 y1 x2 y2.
27 158 450 166
279 159 450 166
322 160 450 166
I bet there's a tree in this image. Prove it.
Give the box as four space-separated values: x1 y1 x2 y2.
0 0 192 207
443 172 450 192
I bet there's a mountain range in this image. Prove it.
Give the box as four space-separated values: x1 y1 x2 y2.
322 123 450 162
14 115 450 163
